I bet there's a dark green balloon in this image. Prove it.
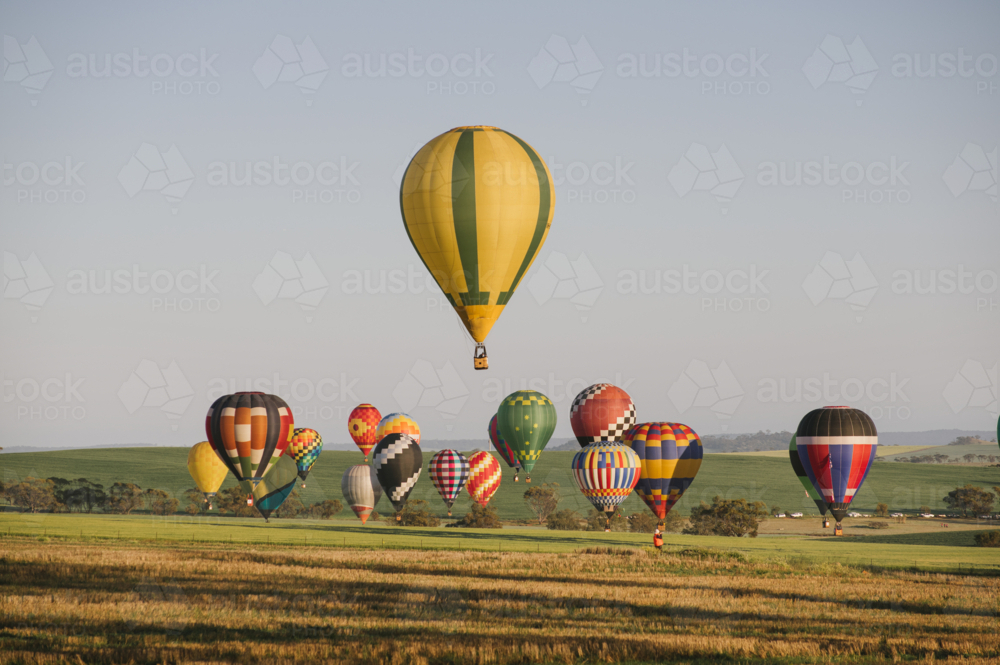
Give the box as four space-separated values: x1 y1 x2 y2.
496 390 557 474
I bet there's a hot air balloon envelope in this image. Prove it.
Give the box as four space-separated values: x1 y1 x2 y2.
341 464 382 525
187 440 228 505
348 404 381 460
373 433 423 514
429 449 470 513
206 392 293 486
376 412 421 445
571 441 641 516
288 428 323 484
496 390 556 475
624 422 703 520
570 384 636 447
795 406 877 524
466 451 502 507
399 126 555 366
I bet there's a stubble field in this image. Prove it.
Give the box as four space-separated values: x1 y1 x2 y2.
1 537 999 665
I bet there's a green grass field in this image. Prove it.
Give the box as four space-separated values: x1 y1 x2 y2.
2 513 1000 575
3 447 1000 665
3 447 999 520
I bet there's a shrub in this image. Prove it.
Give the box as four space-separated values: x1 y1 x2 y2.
662 510 685 533
389 500 440 527
276 490 305 518
875 502 889 517
450 503 502 528
683 496 769 538
943 485 996 518
868 520 890 529
183 488 208 514
6 477 57 513
215 486 258 518
973 531 1000 547
628 512 657 533
106 482 144 515
523 483 560 524
306 499 343 519
586 509 628 532
145 489 179 516
546 509 584 531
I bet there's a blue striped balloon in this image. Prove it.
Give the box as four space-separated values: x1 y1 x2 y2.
571 441 640 514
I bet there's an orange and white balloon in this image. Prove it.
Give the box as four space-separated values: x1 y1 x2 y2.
465 451 501 507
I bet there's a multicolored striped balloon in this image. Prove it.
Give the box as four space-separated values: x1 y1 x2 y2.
341 464 382 525
795 406 877 524
623 422 703 520
288 428 323 487
206 392 293 488
348 404 381 461
488 414 519 470
571 442 640 517
570 384 636 447
429 449 470 515
465 451 501 507
375 412 421 445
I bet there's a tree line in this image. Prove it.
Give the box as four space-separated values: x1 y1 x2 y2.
0 477 342 519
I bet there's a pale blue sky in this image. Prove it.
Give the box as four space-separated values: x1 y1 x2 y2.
2 1 998 448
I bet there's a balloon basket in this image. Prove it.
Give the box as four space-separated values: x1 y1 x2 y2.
474 343 488 370
396 515 401 522
246 495 254 507
301 483 306 488
835 523 843 536
447 511 452 516
823 519 830 528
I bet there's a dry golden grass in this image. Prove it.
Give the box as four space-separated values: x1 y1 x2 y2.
1 538 998 664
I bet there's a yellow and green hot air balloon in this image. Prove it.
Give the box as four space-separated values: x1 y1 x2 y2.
496 390 557 482
187 441 228 509
400 126 555 369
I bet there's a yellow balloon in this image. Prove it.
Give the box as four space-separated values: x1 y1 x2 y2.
187 441 228 501
400 126 555 350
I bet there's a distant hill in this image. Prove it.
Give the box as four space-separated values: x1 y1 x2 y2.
2 430 994 455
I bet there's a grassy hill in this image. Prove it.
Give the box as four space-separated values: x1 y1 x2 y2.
4 447 999 521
